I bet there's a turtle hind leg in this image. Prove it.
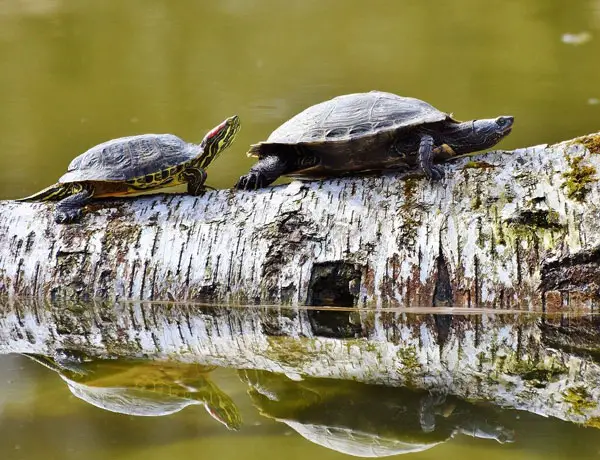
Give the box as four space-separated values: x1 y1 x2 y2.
181 167 208 196
235 155 291 190
55 188 93 224
418 134 445 181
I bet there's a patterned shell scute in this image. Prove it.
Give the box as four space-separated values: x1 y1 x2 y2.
59 134 194 183
266 91 449 145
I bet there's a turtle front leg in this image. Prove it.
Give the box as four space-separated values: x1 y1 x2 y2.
182 167 208 196
55 187 93 224
418 134 445 181
235 156 290 190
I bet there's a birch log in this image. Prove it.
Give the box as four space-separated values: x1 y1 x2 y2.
2 298 600 427
1 133 600 309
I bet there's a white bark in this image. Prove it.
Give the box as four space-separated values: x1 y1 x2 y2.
1 132 600 309
1 298 600 427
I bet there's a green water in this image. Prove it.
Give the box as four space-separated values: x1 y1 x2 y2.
0 355 591 460
1 0 599 199
2 300 600 459
0 331 599 460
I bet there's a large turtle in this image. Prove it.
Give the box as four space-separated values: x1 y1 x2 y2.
235 91 513 189
19 115 240 223
240 370 514 457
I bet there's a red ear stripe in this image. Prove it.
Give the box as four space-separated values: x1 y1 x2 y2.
206 121 226 139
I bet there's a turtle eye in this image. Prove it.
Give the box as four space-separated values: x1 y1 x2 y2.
497 116 513 127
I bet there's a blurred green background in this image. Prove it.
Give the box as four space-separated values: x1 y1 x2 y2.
0 0 599 199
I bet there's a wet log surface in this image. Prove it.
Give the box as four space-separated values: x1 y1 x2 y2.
2 299 600 428
1 133 600 309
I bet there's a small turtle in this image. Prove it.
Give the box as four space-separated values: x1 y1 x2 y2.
19 115 240 223
23 354 243 430
235 91 513 189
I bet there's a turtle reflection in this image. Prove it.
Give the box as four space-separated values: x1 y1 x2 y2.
23 354 242 430
240 370 513 457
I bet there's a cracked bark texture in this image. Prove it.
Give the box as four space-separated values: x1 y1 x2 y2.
2 299 600 427
1 133 600 309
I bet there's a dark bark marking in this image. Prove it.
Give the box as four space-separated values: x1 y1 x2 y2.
474 255 480 308
24 231 36 253
128 260 138 298
516 237 522 286
433 250 453 308
540 246 600 297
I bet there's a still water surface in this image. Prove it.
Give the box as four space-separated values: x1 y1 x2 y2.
1 300 600 459
0 353 595 460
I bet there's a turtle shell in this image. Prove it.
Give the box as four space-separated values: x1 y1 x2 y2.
59 134 195 183
23 355 242 429
248 91 451 156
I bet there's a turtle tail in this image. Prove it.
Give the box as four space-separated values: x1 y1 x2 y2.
20 353 63 373
17 183 73 202
247 143 263 157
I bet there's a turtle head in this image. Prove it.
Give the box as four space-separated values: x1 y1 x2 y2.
449 116 514 154
198 115 241 168
204 398 243 431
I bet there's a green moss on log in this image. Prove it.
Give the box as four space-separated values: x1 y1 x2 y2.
462 160 496 169
561 155 597 201
577 134 600 155
563 386 596 415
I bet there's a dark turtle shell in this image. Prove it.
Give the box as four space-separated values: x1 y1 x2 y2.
248 91 452 157
59 134 197 183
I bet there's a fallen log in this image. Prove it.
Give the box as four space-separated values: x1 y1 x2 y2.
1 133 600 309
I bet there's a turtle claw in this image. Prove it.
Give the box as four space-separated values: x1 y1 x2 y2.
424 164 445 181
54 189 91 224
55 208 83 224
235 172 268 191
188 185 207 197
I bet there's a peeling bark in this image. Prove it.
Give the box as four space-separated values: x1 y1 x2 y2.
2 299 600 427
1 133 600 309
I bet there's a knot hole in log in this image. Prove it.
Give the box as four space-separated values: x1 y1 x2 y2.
306 261 363 338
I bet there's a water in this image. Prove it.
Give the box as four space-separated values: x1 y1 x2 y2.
1 1 600 458
1 0 600 199
0 354 597 460
2 300 600 459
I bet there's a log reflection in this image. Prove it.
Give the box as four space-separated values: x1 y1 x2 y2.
2 298 600 430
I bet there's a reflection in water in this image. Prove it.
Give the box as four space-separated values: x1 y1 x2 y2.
240 370 513 457
5 299 600 457
21 354 242 430
3 298 600 430
16 351 518 456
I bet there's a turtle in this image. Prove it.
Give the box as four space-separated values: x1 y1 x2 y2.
240 369 514 456
22 354 243 430
235 91 513 190
18 115 240 223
